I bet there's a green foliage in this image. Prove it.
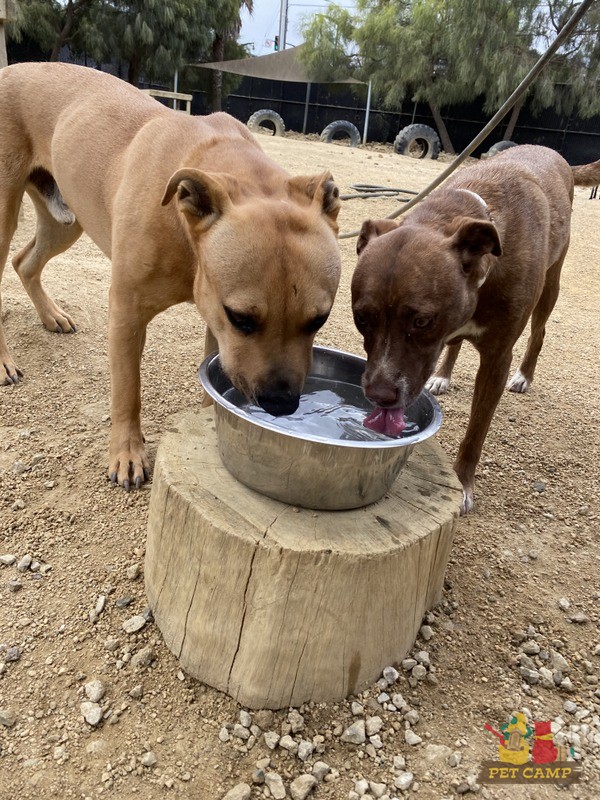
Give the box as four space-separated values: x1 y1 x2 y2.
299 4 357 82
300 0 600 120
82 1 212 84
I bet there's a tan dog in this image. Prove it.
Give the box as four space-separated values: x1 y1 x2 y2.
352 145 600 513
0 62 341 489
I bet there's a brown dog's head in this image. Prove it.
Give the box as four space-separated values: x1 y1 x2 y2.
162 169 341 415
351 215 501 412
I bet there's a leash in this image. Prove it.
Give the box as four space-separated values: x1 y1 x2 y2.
338 0 597 240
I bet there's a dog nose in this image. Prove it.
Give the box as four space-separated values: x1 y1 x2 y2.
365 382 397 407
257 391 300 417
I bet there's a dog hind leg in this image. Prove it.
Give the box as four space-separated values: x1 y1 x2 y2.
507 249 566 393
12 185 83 334
426 342 462 395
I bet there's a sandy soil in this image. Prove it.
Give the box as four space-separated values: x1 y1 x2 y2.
0 133 599 800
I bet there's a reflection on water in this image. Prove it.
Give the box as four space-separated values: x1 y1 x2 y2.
223 377 420 442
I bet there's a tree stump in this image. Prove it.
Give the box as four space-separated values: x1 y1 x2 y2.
145 409 462 710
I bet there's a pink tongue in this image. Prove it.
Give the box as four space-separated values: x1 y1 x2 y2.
364 407 406 437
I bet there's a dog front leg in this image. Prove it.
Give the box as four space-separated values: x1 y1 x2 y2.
454 349 512 514
426 342 462 395
107 293 150 490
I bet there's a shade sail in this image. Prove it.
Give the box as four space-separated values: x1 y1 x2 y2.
191 44 365 85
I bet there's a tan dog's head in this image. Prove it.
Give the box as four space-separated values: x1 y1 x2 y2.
162 169 341 415
351 215 501 411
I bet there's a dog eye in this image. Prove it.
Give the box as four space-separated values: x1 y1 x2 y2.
224 306 259 335
304 313 329 334
413 316 432 329
353 311 367 329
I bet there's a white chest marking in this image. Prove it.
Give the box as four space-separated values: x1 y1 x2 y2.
446 320 485 343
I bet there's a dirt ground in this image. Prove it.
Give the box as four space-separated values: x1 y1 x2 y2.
0 133 599 800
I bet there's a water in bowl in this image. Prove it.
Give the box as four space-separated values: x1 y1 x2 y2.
223 376 420 442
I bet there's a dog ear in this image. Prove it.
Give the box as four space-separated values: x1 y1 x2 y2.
287 171 341 228
357 219 400 255
448 218 502 268
161 169 237 231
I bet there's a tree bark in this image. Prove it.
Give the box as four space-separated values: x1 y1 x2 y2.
503 96 524 141
210 34 225 112
428 102 455 154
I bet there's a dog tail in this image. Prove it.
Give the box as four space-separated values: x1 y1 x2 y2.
571 160 600 187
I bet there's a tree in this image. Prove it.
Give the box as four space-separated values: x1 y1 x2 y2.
7 0 100 61
206 0 253 112
300 0 600 153
83 0 211 87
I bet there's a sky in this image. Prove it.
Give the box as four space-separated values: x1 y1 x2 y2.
239 1 357 57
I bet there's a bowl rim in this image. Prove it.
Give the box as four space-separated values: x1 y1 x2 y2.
198 344 443 450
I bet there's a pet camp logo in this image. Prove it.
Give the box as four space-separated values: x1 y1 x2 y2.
478 711 582 785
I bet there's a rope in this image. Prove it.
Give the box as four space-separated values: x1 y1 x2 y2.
340 183 419 201
338 0 597 240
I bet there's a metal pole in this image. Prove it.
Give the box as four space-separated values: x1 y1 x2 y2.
278 0 289 49
173 69 179 109
362 80 372 145
303 83 311 134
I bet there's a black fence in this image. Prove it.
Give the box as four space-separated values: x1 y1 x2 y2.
188 75 600 165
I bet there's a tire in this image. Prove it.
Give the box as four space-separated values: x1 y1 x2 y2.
320 120 361 148
393 124 441 160
486 140 518 157
247 109 285 136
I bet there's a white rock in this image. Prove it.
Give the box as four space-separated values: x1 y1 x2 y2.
391 694 406 710
404 729 422 746
265 772 286 800
419 625 434 641
264 731 280 749
218 727 231 742
369 781 387 798
239 710 252 728
141 751 157 767
341 719 366 744
393 754 406 771
383 665 399 684
122 615 146 634
84 679 106 703
233 723 250 741
288 709 305 733
290 774 317 800
424 743 452 763
312 761 330 781
351 701 364 716
365 716 383 736
355 779 370 794
394 771 414 791
80 701 102 727
222 785 251 800
298 739 314 761
279 734 298 754
0 708 16 727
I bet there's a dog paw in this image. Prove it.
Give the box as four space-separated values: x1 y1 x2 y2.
40 302 77 334
507 369 529 393
426 375 450 395
1 356 23 386
460 489 474 516
108 443 151 490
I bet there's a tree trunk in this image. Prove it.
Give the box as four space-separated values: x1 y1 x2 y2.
428 102 455 154
128 53 141 87
210 34 225 112
503 96 524 141
50 0 76 61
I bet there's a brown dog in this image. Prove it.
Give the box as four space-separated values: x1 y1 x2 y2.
352 145 600 513
0 62 341 489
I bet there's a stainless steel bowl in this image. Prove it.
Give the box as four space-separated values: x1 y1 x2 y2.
199 345 442 510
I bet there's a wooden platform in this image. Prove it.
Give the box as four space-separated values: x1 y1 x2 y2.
145 409 462 709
